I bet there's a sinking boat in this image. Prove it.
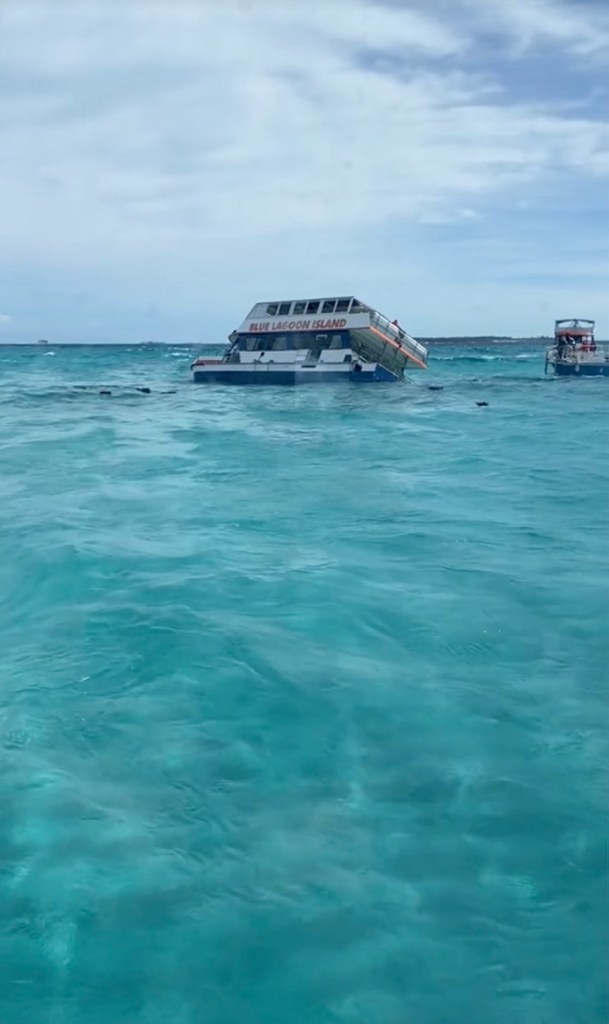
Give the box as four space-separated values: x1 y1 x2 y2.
191 296 427 384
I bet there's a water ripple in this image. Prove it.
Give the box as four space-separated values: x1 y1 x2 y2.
0 344 607 1024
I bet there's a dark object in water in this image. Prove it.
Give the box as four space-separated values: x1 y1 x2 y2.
428 385 444 391
476 401 489 407
68 384 173 397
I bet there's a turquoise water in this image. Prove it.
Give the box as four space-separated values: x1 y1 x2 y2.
0 344 607 1023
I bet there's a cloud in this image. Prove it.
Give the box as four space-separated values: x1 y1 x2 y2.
462 0 609 58
0 0 607 337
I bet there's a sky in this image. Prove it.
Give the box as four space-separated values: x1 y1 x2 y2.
0 0 608 344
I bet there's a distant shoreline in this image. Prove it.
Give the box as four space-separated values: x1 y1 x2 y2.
423 337 552 344
0 337 557 348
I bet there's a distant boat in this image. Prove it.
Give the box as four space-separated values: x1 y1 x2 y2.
37 338 50 345
545 319 608 377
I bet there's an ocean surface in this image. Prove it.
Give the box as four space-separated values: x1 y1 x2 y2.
0 343 607 1024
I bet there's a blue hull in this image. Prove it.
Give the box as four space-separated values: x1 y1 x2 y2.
553 363 609 377
193 368 398 385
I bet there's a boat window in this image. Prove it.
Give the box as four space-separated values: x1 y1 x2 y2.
245 337 257 351
350 300 364 313
322 300 336 313
306 301 320 314
273 335 288 350
266 304 278 316
314 334 329 344
343 353 352 363
329 335 343 349
255 338 268 351
278 303 291 316
335 298 351 312
293 301 306 315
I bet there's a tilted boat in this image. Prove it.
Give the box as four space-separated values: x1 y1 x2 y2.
545 319 608 376
191 296 427 384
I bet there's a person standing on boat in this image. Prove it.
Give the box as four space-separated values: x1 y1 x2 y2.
392 318 406 342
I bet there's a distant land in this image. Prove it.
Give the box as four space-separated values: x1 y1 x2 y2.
0 335 568 347
421 336 551 344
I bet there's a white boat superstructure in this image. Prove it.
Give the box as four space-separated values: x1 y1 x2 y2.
545 319 608 377
192 296 427 385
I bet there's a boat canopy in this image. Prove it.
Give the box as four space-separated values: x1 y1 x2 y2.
555 318 595 338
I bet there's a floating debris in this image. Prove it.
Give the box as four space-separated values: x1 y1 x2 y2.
68 385 173 396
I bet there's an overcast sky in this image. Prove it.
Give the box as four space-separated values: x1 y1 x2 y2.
0 0 607 343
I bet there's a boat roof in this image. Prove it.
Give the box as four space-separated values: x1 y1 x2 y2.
555 318 595 330
245 297 371 319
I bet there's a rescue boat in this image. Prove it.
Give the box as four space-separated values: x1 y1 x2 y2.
545 319 608 376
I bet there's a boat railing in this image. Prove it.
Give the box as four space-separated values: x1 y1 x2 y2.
369 310 427 359
547 344 577 361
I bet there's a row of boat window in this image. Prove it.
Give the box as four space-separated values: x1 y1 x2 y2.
238 333 349 351
265 299 366 317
